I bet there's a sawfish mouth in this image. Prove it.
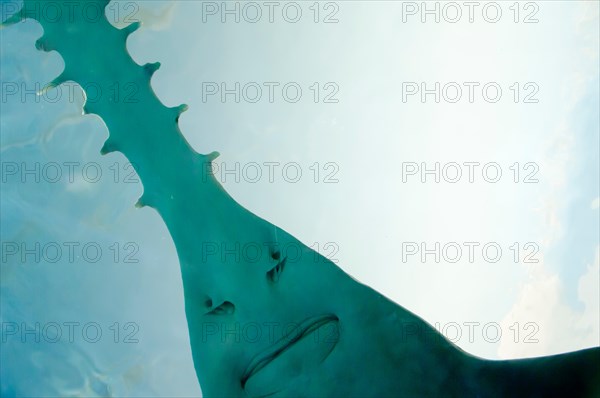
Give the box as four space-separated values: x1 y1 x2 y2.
240 314 340 392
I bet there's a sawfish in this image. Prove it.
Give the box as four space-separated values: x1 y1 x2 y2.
2 1 599 396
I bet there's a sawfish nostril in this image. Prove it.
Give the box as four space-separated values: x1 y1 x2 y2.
207 301 235 316
267 256 287 283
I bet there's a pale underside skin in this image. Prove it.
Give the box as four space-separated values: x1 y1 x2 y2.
3 1 599 397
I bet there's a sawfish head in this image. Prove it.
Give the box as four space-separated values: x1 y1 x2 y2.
165 175 462 397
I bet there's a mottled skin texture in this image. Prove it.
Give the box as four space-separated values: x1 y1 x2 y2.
3 1 599 397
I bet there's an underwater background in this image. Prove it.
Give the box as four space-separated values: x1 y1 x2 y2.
1 1 599 396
